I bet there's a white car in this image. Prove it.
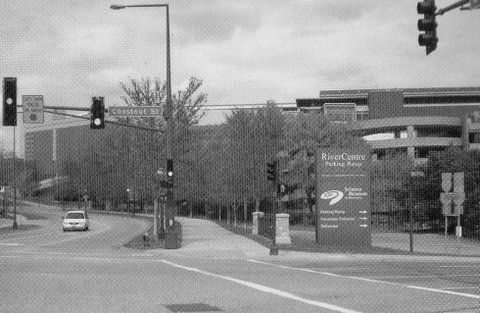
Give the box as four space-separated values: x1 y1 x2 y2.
63 210 89 232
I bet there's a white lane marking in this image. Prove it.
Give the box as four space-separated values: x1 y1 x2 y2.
367 274 479 279
159 260 362 313
0 243 22 246
441 287 479 290
247 260 480 300
438 265 480 268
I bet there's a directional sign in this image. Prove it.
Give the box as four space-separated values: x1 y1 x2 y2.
441 192 465 216
316 147 371 247
22 95 44 124
108 106 161 117
441 173 452 193
453 172 464 193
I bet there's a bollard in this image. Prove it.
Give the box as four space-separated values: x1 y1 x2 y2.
142 232 150 248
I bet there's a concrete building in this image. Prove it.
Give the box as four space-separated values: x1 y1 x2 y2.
296 87 480 161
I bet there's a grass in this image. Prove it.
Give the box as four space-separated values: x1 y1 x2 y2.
216 221 411 255
0 224 41 233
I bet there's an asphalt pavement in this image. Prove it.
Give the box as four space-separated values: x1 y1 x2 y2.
2 206 480 313
3 209 480 259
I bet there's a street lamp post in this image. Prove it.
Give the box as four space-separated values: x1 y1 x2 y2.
111 3 176 247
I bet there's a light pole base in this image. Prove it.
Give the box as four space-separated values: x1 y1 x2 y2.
269 245 278 255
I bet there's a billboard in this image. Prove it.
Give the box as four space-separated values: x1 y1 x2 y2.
315 147 371 247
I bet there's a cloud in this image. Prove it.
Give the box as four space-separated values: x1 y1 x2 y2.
1 0 480 129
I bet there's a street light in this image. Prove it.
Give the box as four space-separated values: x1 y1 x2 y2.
110 3 176 248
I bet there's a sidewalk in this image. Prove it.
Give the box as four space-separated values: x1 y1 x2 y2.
165 217 270 259
170 217 480 259
0 215 31 229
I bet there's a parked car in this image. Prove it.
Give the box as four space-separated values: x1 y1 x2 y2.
63 210 89 232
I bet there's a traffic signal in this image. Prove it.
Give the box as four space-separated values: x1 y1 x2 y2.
3 77 17 126
266 160 277 182
90 97 105 129
417 0 438 55
166 158 173 188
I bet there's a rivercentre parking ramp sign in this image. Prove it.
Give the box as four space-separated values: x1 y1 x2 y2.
315 147 371 247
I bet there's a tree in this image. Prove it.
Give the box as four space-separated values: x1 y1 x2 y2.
119 76 206 129
370 152 414 229
420 146 480 236
282 112 366 213
223 102 285 225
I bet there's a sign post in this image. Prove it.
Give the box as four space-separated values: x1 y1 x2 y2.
440 172 465 237
410 171 424 252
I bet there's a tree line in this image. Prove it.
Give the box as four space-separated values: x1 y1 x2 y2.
1 76 479 238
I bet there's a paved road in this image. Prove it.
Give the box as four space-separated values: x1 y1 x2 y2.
1 204 480 313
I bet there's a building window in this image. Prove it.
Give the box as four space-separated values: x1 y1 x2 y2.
355 105 369 121
323 103 369 123
324 103 356 123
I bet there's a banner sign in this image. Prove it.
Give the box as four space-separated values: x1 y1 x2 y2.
315 147 371 247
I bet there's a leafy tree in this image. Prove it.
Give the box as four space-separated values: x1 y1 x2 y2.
223 102 285 224
282 112 366 212
119 76 206 129
370 152 414 229
420 146 480 236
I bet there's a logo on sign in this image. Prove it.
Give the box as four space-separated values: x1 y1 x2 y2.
320 190 344 205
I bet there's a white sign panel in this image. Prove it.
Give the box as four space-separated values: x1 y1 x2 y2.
22 95 44 124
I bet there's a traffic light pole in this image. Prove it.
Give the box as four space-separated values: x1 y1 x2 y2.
269 158 279 256
437 0 468 15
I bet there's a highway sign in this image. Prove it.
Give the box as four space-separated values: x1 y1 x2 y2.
441 173 452 192
440 192 465 216
22 95 44 124
108 106 161 117
453 172 464 192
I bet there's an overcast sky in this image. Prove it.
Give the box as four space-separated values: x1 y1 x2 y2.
1 0 480 150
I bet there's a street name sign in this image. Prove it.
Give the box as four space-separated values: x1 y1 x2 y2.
22 95 44 124
108 106 161 117
315 147 371 247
